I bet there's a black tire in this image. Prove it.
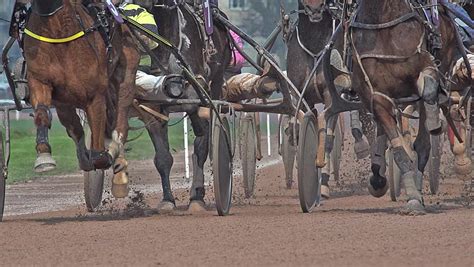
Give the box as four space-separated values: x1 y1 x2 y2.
429 134 442 195
84 170 105 211
0 131 6 222
387 150 401 201
330 118 343 182
83 120 104 211
212 116 233 216
297 112 321 213
240 114 257 198
281 115 296 189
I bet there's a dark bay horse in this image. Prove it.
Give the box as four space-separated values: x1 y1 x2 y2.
22 0 139 195
133 1 231 211
348 0 472 213
286 0 373 197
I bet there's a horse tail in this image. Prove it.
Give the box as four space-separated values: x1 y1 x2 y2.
105 84 117 139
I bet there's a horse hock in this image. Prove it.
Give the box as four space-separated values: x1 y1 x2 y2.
34 105 57 173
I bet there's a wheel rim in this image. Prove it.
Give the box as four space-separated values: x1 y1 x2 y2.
241 115 256 198
297 112 320 213
0 131 5 222
281 115 296 189
429 134 441 194
330 118 343 182
213 116 233 216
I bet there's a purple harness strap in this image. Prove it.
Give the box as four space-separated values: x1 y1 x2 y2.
203 0 214 35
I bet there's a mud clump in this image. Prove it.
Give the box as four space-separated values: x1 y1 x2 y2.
125 190 152 218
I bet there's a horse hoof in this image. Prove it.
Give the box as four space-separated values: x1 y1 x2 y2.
321 185 330 199
34 153 57 173
398 199 426 216
157 201 176 213
188 200 206 213
112 171 129 198
454 158 472 176
368 176 389 198
354 139 370 159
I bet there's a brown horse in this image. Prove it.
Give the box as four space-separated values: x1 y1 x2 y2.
22 0 139 196
348 0 472 213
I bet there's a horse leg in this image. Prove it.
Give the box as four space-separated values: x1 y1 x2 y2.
373 100 424 213
146 117 176 212
188 118 210 212
418 68 443 135
413 104 431 193
351 109 370 159
368 123 389 198
85 95 113 170
321 114 338 199
29 78 56 173
55 105 93 171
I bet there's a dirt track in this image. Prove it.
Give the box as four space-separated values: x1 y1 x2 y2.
1 137 473 266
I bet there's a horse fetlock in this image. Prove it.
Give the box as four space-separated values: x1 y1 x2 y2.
36 126 50 150
90 150 113 170
107 140 122 162
190 187 205 202
368 164 389 198
113 156 128 174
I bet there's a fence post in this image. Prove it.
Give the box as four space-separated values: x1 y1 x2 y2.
267 113 271 156
183 113 190 179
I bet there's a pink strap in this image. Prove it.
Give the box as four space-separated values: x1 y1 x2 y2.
230 31 245 69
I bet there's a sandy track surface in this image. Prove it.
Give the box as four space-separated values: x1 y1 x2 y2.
1 138 473 266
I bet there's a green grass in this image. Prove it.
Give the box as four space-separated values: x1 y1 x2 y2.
5 117 192 184
3 114 280 184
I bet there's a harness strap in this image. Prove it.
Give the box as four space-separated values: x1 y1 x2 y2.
296 25 324 59
24 28 85 43
350 12 418 30
359 30 426 60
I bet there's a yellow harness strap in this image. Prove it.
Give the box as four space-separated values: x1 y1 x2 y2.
24 28 86 43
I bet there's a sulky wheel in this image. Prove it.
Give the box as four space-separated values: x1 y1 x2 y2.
0 131 5 222
240 114 257 198
465 97 472 162
280 115 297 189
212 115 233 216
297 111 321 213
387 149 401 201
428 134 442 195
84 170 105 211
330 116 343 183
83 119 105 211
